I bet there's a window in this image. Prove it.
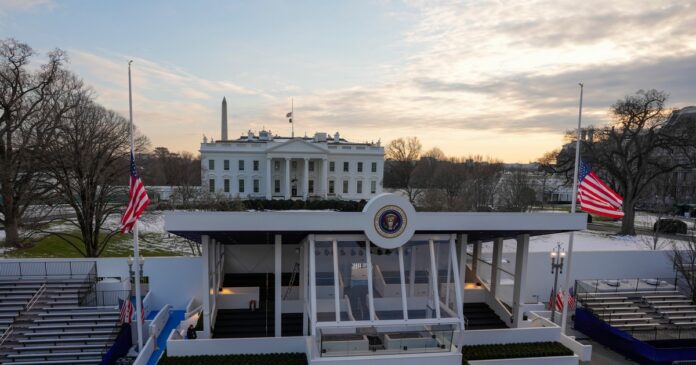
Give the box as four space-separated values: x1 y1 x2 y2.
329 180 335 194
253 179 259 193
253 160 259 171
239 179 245 193
371 162 377 173
343 180 349 194
292 160 297 169
358 162 364 172
343 162 349 172
357 180 363 194
224 179 230 193
208 159 215 170
274 180 281 193
209 179 215 192
238 160 245 171
329 161 335 172
223 160 230 171
309 161 314 172
371 181 377 194
274 161 280 170
309 180 314 194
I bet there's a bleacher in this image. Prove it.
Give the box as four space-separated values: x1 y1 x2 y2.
577 279 696 334
0 262 123 365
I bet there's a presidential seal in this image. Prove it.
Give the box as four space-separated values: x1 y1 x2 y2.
374 205 407 238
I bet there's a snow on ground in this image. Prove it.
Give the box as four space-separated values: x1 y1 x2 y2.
474 230 681 254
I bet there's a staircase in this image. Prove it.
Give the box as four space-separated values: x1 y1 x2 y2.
214 273 302 338
463 303 507 330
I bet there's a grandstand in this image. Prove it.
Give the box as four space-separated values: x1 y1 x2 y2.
575 278 696 364
0 262 123 365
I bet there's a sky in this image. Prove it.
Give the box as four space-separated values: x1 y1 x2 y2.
2 0 695 162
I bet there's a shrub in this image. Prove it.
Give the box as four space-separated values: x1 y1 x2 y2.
654 219 688 234
461 342 573 361
159 353 308 365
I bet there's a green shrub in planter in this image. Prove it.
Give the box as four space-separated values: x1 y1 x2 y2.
159 352 308 365
461 342 573 361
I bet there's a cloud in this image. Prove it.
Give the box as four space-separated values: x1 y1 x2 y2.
0 0 54 12
57 0 696 162
65 50 274 153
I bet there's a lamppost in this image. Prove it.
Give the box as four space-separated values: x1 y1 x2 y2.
550 243 565 323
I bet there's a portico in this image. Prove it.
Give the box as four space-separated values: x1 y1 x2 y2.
164 193 586 363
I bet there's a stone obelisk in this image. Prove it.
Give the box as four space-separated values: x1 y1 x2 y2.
221 97 228 141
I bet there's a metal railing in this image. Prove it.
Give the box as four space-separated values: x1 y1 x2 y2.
25 283 46 311
0 261 97 280
78 289 130 307
575 277 680 299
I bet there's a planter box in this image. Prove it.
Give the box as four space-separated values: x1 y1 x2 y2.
468 355 578 365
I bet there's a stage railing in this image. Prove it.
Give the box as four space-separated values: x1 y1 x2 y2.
0 261 96 280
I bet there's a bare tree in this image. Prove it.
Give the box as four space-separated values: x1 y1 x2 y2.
558 90 696 235
537 149 560 209
461 155 503 211
0 38 82 247
500 169 536 212
170 151 202 205
384 137 422 203
43 102 148 257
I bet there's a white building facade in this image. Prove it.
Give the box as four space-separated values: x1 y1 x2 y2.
201 98 384 200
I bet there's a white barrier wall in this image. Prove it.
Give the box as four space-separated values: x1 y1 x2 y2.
521 250 675 303
0 257 202 311
166 335 307 356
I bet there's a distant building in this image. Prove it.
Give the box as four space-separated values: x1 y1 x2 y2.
200 98 385 200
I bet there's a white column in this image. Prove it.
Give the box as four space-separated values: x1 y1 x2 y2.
428 239 441 319
322 158 328 198
365 241 375 321
490 238 503 299
284 158 291 199
398 247 408 320
409 247 416 296
471 241 481 281
300 240 308 335
332 240 340 322
303 158 309 199
201 235 211 338
275 234 282 337
450 235 465 335
458 234 467 290
512 234 530 327
266 158 272 199
309 236 318 331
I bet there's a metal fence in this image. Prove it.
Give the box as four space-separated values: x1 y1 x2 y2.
575 277 680 298
0 261 97 280
78 288 130 307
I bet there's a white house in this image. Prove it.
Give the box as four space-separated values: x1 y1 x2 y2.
201 98 384 200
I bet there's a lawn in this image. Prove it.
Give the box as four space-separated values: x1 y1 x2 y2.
2 231 185 258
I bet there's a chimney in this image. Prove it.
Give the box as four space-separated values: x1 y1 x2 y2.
221 97 228 141
333 132 340 143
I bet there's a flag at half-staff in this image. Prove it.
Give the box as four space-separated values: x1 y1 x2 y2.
120 152 150 233
577 160 624 219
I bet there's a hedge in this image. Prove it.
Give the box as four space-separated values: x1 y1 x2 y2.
155 199 367 212
158 352 307 365
462 342 573 362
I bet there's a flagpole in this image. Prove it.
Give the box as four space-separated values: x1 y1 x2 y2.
128 60 145 352
560 83 583 331
291 98 294 138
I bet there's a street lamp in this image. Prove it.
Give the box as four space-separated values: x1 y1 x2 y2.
550 243 565 323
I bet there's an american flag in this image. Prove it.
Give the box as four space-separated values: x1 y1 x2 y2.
554 288 576 311
119 298 133 324
577 160 624 219
120 152 150 233
118 298 144 324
